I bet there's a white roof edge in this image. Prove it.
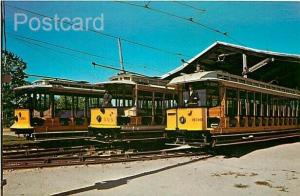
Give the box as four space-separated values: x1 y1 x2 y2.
95 80 136 85
168 70 300 95
161 41 300 79
14 84 53 90
161 42 219 79
216 41 300 59
168 71 219 85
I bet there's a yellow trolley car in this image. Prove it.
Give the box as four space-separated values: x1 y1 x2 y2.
10 79 104 138
165 71 300 146
89 74 177 142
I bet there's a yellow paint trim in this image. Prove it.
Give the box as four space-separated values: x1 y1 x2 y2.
10 109 33 130
166 108 207 131
89 125 120 129
89 108 119 128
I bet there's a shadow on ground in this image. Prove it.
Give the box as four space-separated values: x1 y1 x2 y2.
51 138 299 195
214 138 300 158
51 155 211 195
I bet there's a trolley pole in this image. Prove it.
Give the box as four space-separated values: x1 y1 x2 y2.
117 38 125 74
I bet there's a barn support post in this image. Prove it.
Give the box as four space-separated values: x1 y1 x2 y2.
162 93 166 123
242 53 248 78
50 93 54 118
75 96 79 117
135 84 138 115
84 97 88 119
38 93 42 117
151 92 155 125
237 89 240 128
71 96 75 124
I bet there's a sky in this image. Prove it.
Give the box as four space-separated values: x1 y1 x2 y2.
3 1 300 83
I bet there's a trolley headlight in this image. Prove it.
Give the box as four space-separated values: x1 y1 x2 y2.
96 115 102 123
179 116 186 124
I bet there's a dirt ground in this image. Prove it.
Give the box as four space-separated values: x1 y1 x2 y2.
3 140 300 196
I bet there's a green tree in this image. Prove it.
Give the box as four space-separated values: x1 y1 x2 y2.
2 50 29 127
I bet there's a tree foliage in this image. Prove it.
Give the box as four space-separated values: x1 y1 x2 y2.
2 50 29 127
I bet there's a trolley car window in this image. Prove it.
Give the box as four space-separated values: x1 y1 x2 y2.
255 92 261 116
76 97 85 117
273 96 278 117
240 91 247 116
296 100 300 117
226 89 237 117
89 97 100 108
182 82 219 107
262 94 268 116
269 95 274 117
248 92 254 116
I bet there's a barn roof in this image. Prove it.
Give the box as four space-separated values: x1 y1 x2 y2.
162 41 300 89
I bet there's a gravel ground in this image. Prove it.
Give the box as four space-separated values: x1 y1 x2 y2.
3 141 300 196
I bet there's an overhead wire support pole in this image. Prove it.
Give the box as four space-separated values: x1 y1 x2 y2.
1 0 6 51
1 0 7 193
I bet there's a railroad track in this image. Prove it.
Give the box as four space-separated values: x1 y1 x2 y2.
3 146 95 159
2 137 169 159
3 148 212 170
2 143 131 159
2 143 39 151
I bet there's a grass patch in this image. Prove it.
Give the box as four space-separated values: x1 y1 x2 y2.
255 181 289 192
211 171 251 178
275 186 289 192
255 181 272 187
249 172 258 176
234 184 249 188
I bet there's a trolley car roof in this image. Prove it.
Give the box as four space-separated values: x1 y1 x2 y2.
168 71 300 98
162 41 300 89
95 73 174 91
14 79 105 95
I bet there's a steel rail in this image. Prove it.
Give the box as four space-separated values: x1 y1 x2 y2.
3 150 212 170
2 144 121 159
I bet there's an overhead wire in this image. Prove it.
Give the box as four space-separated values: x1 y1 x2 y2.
173 1 206 12
12 37 107 82
117 1 243 45
10 36 89 62
6 4 189 58
8 33 116 62
92 62 148 77
10 35 94 78
8 33 165 75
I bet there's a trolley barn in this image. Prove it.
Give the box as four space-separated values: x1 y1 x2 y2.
162 41 300 90
10 79 105 137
